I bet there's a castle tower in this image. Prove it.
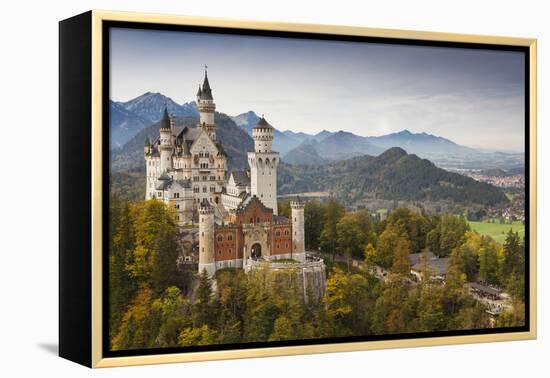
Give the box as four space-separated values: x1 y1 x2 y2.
159 105 173 173
198 201 216 276
248 117 280 214
197 66 216 141
291 198 306 262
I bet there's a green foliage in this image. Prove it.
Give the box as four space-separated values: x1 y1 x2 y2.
391 237 411 275
386 208 430 253
304 200 324 251
109 196 137 341
178 325 218 347
194 269 214 327
478 243 503 285
127 199 180 295
363 243 377 271
336 210 375 265
278 200 291 219
324 269 376 336
109 195 525 350
376 224 407 269
427 214 470 257
319 199 345 257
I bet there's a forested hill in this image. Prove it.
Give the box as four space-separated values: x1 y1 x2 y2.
110 112 254 172
278 147 508 206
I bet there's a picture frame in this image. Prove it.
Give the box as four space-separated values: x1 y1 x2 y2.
59 10 537 368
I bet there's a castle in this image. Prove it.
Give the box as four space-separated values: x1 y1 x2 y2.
144 69 318 281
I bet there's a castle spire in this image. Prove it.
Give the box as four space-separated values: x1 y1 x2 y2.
196 84 202 98
200 66 213 100
160 104 170 130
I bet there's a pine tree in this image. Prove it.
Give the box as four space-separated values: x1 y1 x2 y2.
194 269 213 327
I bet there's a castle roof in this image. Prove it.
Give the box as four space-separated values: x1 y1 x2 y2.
235 195 273 216
175 126 203 143
160 105 171 130
155 174 192 190
230 170 250 187
196 84 202 97
253 117 274 130
199 69 213 100
273 215 290 224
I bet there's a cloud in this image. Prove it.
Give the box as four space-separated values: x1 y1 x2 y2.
110 27 525 152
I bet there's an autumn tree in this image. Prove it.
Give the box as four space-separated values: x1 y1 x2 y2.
304 200 324 251
109 197 137 338
319 199 345 259
391 237 411 275
427 214 470 257
194 269 214 327
376 224 406 269
125 199 180 296
386 208 430 253
336 210 375 269
151 286 191 347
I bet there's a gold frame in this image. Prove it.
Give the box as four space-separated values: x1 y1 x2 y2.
90 9 537 368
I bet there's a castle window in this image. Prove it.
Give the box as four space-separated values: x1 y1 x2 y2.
277 244 280 249
175 216 179 221
285 230 289 236
202 186 207 193
227 234 233 241
257 217 260 223
218 250 222 256
157 191 162 197
286 243 289 248
229 249 232 254
217 235 223 242
275 231 280 237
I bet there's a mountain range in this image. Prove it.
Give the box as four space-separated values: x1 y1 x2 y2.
229 111 521 170
278 147 508 207
110 92 198 148
110 92 524 171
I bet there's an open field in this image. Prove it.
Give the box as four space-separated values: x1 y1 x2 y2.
469 220 525 244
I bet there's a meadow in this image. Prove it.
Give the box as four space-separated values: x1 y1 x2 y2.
469 219 525 244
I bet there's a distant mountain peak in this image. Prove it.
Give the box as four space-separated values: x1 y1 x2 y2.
378 146 408 159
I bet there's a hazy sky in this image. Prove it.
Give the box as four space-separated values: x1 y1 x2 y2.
110 27 525 152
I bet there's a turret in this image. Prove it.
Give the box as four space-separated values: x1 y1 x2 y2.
197 66 216 140
198 201 216 276
290 198 306 262
143 136 151 154
248 116 279 214
159 105 173 173
252 117 274 153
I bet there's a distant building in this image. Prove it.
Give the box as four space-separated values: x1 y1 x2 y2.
409 251 449 281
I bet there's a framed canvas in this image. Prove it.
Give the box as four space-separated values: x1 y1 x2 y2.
59 10 537 368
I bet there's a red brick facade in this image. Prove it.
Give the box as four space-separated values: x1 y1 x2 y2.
214 196 293 262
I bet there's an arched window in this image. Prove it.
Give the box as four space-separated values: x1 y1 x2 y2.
217 235 223 242
227 234 233 241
